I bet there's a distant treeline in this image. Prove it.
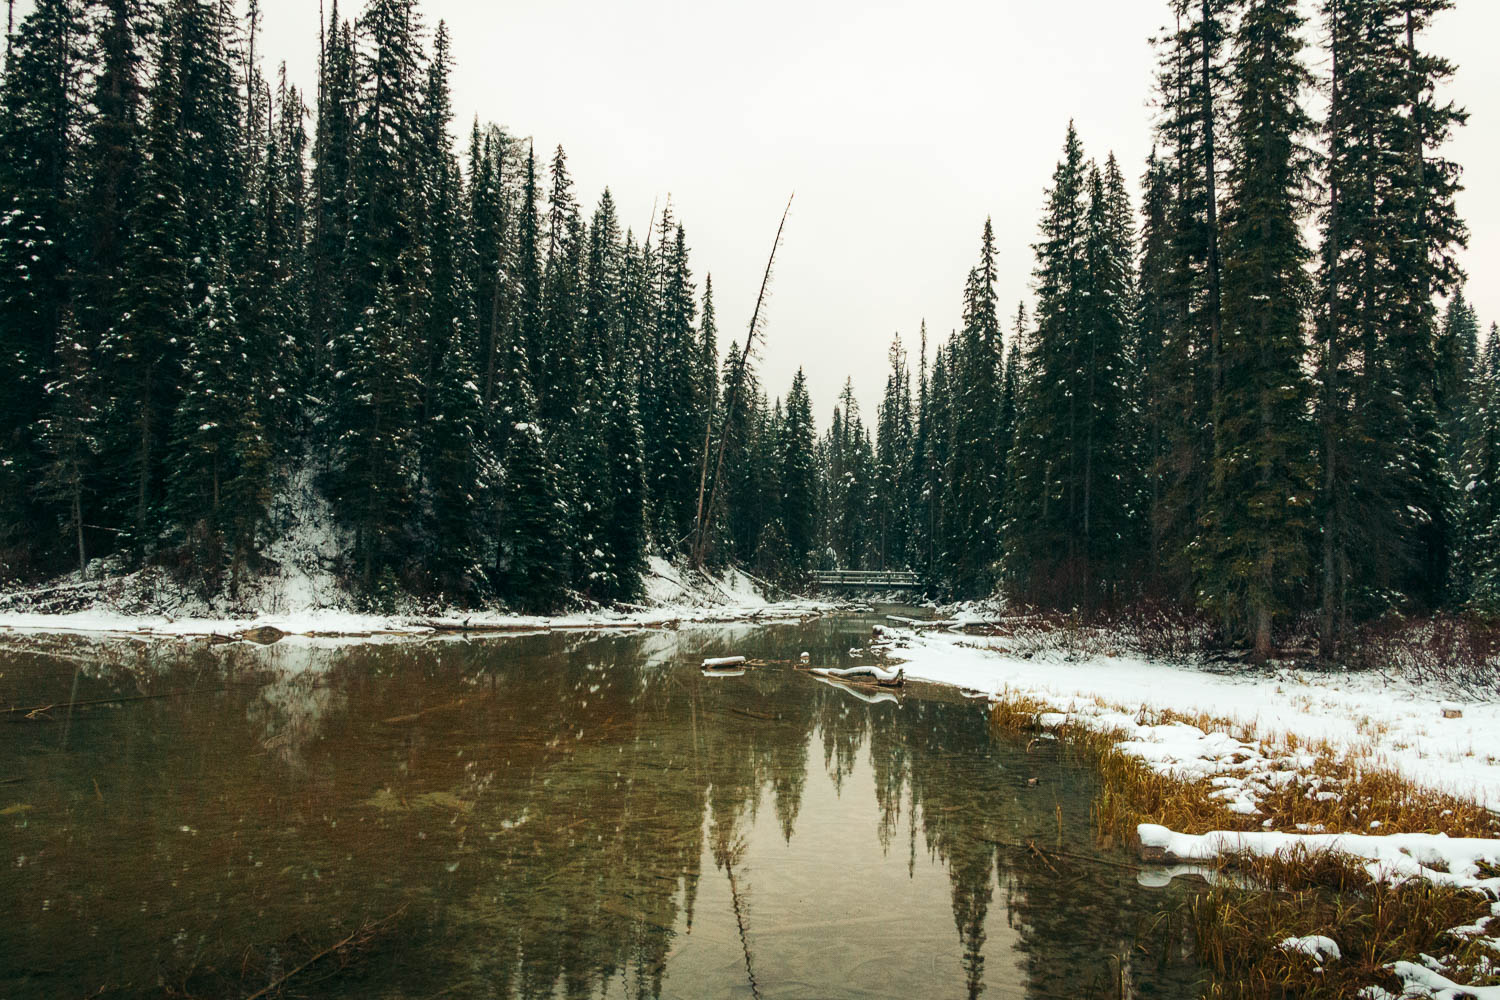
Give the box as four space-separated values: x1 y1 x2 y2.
812 0 1498 659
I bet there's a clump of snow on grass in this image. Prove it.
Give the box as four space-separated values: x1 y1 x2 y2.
1368 960 1500 999
1279 935 1342 965
1137 824 1500 895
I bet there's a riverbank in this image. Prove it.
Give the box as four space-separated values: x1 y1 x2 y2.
0 556 832 643
874 619 1500 997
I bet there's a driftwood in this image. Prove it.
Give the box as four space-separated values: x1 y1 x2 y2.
5 684 268 720
812 666 906 688
242 906 407 1000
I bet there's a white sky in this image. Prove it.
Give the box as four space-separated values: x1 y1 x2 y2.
24 0 1500 420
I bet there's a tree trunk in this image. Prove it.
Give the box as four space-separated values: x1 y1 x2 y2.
1202 0 1224 455
1319 1 1343 662
73 488 86 577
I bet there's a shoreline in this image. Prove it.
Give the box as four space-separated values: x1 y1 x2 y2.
872 620 1500 997
0 600 836 645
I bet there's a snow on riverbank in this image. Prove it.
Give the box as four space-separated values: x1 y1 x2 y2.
0 556 828 642
875 622 1500 994
874 625 1500 813
1138 824 1500 894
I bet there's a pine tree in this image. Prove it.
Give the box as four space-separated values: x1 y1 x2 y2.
536 143 581 425
780 369 817 573
169 270 272 584
1007 129 1136 606
1459 326 1495 606
331 279 421 590
1198 0 1317 659
73 0 147 357
1134 148 1175 582
1468 327 1500 611
643 219 700 547
330 0 428 592
0 0 84 570
37 308 98 576
573 189 644 600
1438 288 1480 598
494 306 566 612
1005 125 1086 602
1383 0 1468 609
908 323 934 580
926 339 956 588
1315 0 1468 650
310 3 355 385
875 334 913 570
417 22 489 599
467 122 507 407
103 21 190 558
949 220 1004 595
1151 0 1233 597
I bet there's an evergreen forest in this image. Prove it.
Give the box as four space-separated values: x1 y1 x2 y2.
0 0 1496 659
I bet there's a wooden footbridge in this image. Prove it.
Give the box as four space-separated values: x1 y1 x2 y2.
811 569 924 593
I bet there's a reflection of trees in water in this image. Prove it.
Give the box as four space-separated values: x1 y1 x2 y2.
0 625 1195 1000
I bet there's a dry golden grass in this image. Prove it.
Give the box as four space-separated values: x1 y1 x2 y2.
989 694 1500 998
991 696 1500 844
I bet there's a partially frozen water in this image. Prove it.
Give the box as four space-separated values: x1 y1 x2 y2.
0 614 1204 998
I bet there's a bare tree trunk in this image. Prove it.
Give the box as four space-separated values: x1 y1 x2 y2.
73 489 86 577
1201 0 1224 452
692 195 794 569
1320 1 1344 661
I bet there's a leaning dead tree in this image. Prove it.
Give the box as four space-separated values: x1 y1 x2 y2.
690 194 794 569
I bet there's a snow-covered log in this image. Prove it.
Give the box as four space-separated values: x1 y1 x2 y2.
811 665 905 686
702 656 748 669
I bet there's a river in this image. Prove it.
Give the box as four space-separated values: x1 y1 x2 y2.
0 612 1204 999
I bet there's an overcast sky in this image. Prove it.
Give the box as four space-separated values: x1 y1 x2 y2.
30 0 1500 420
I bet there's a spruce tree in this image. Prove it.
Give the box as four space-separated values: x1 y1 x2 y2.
536 144 581 425
1316 0 1467 649
0 0 84 570
1151 0 1233 597
1468 327 1500 611
1199 0 1317 659
643 220 700 547
1007 130 1135 606
330 0 428 592
74 0 146 358
37 308 98 576
780 369 817 573
417 22 489 599
1134 148 1175 581
875 334 913 570
310 4 355 386
169 270 272 584
494 306 566 612
103 21 190 559
949 220 1004 595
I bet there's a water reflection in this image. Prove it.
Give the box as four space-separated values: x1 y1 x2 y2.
0 619 1201 999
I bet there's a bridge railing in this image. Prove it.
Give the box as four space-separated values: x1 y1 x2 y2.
811 570 923 588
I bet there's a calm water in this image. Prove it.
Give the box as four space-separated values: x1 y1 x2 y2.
0 614 1203 999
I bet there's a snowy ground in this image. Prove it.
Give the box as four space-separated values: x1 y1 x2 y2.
875 624 1500 813
871 621 1500 996
0 552 829 642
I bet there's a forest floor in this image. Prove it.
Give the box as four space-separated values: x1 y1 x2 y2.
873 612 1500 996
